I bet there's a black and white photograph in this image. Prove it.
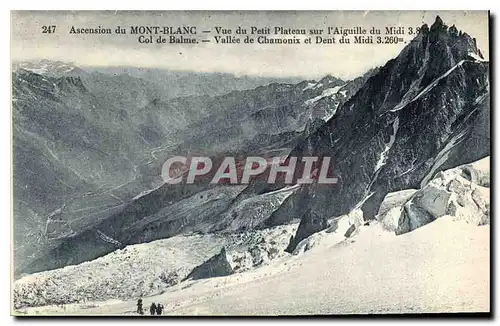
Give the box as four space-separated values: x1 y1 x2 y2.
10 10 491 316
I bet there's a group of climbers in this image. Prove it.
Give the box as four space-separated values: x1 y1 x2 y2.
136 298 164 315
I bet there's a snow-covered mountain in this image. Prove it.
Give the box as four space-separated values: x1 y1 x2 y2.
13 60 84 76
244 16 490 252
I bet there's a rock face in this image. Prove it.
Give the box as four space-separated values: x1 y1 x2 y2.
226 223 297 273
183 247 233 281
260 16 489 234
376 190 417 232
291 209 364 255
377 189 418 218
285 209 328 253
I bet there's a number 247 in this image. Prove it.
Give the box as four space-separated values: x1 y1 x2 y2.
42 25 56 34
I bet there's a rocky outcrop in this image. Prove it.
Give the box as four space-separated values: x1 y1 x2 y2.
375 157 490 235
55 76 87 92
226 223 297 273
256 16 489 231
377 189 418 218
376 190 417 232
285 209 328 253
183 247 233 281
397 199 438 235
292 209 364 255
344 224 356 238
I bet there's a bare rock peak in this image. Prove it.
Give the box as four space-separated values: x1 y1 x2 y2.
420 23 430 34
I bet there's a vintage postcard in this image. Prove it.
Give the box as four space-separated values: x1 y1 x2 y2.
11 10 490 316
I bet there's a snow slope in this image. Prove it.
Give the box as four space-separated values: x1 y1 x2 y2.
13 157 490 315
13 234 228 308
16 216 489 315
13 223 298 310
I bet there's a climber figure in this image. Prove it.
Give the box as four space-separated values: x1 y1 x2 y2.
156 303 164 315
136 298 144 315
149 302 157 316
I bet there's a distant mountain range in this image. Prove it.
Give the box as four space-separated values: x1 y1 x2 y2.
12 56 371 276
13 59 304 99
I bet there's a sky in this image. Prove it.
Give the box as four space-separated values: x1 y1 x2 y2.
11 10 489 80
